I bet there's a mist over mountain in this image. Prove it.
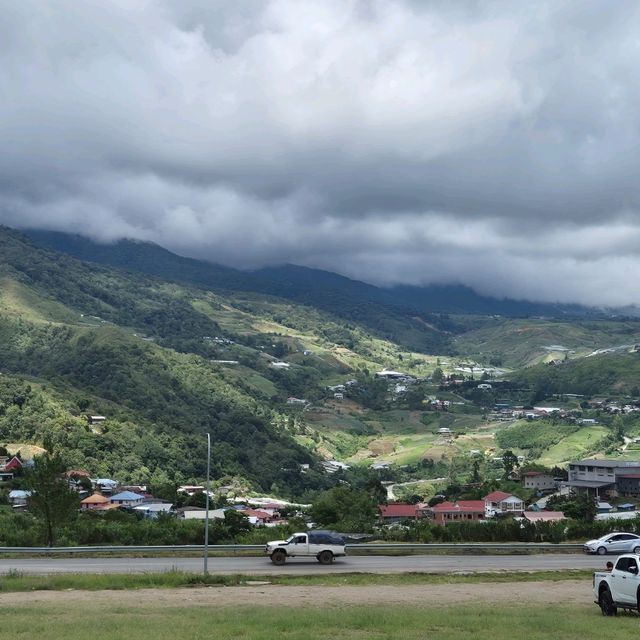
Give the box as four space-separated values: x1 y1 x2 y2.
25 229 603 320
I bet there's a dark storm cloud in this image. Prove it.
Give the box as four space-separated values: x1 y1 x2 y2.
1 0 640 305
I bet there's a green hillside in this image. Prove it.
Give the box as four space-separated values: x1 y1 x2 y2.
509 351 640 398
454 317 640 368
2 226 640 499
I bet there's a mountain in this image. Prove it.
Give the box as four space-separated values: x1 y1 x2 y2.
25 230 600 324
0 227 341 495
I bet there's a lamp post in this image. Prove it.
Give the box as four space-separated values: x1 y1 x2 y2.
204 432 211 575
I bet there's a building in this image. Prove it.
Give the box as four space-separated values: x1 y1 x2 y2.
522 471 556 491
423 500 485 525
109 491 145 507
81 493 110 510
484 491 525 518
566 460 640 497
378 503 420 523
8 489 31 509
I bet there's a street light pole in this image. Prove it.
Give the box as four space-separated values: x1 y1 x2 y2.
204 432 211 575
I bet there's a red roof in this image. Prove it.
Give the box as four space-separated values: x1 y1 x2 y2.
379 504 419 518
430 500 485 514
522 471 544 477
4 457 23 471
241 509 271 520
618 474 640 479
484 491 512 503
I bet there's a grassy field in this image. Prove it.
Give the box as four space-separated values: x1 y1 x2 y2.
0 569 593 592
1 599 636 640
0 570 623 640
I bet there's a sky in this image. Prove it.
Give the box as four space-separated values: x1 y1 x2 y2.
1 0 640 306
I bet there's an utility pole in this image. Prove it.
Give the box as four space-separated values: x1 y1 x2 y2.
204 432 211 575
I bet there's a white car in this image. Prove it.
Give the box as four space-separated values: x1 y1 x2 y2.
583 532 640 555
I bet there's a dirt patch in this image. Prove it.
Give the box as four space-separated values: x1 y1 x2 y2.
368 439 396 455
0 580 592 609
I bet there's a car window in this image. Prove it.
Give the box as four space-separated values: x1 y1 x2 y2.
628 559 639 573
615 558 631 571
619 534 635 541
609 535 623 541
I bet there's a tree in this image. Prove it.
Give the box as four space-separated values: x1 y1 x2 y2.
502 450 519 480
431 367 444 384
24 450 79 546
470 458 481 484
310 486 378 532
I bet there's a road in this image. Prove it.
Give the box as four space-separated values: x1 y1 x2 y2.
0 554 606 575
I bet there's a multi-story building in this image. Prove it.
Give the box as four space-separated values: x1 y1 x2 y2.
567 460 640 497
522 471 557 491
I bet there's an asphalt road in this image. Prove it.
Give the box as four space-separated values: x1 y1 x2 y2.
0 554 606 575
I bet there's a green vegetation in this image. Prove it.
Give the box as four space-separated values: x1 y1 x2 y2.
511 352 640 398
0 569 593 592
1 600 635 640
3 225 640 532
496 421 582 458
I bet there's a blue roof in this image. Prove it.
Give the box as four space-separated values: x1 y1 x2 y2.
110 491 145 501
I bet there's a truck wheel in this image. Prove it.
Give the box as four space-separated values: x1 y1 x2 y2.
599 588 617 616
596 546 607 556
317 550 334 565
271 550 286 565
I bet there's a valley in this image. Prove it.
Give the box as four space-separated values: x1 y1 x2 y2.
0 226 640 507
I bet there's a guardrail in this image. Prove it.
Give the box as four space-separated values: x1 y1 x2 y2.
0 542 585 554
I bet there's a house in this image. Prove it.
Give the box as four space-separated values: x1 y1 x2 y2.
80 492 111 510
178 507 226 520
522 471 556 491
484 491 525 518
89 415 106 425
109 491 145 507
378 503 420 523
177 485 205 496
375 370 407 380
287 397 307 405
3 457 23 473
92 478 119 494
333 392 344 400
134 503 174 519
477 383 492 390
321 460 350 473
8 489 31 508
270 361 290 369
424 500 485 525
238 508 273 525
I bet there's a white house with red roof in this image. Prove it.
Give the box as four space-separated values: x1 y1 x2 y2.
484 491 525 518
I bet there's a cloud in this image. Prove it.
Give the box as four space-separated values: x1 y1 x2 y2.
1 0 640 306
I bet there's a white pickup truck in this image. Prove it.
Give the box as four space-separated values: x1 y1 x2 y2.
594 554 640 615
265 530 346 565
